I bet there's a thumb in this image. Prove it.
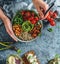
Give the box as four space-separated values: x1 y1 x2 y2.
7 30 18 42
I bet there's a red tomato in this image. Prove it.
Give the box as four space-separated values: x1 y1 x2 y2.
46 15 50 20
28 17 34 21
49 11 53 15
31 12 35 16
21 11 25 15
28 18 31 21
25 11 31 17
54 11 58 15
31 17 34 20
31 20 36 24
52 11 58 19
35 17 39 21
23 16 27 20
49 18 56 26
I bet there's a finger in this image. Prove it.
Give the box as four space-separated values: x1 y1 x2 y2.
4 18 18 42
38 10 44 19
39 0 49 11
35 6 44 19
6 26 18 42
40 3 49 19
43 3 49 12
7 30 18 42
44 12 49 19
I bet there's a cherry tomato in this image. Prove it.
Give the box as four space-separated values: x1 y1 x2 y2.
49 18 56 26
31 12 35 16
49 11 53 15
49 11 54 18
23 16 27 21
28 18 32 21
52 11 58 19
28 17 34 21
35 17 39 21
31 20 36 24
21 11 25 15
46 15 50 20
54 11 58 15
25 11 31 17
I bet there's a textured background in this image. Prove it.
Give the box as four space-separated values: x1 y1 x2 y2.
0 0 60 64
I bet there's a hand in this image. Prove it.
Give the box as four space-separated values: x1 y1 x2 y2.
0 9 18 41
32 0 49 19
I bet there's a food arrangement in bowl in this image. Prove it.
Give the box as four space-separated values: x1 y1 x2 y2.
12 10 42 42
6 50 40 64
22 50 40 64
47 54 60 64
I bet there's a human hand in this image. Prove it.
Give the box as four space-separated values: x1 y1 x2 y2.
32 0 49 19
0 9 18 41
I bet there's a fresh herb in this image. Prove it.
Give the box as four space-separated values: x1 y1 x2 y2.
0 42 14 45
47 28 53 32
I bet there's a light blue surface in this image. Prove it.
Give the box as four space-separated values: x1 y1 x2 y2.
0 20 60 64
0 0 60 64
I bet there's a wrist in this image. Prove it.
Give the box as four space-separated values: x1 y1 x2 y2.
0 9 7 22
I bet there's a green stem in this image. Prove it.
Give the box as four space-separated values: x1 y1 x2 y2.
0 46 11 51
1 42 13 45
0 42 9 47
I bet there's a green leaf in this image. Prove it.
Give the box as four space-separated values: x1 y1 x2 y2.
17 49 21 54
47 28 53 32
55 54 60 59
